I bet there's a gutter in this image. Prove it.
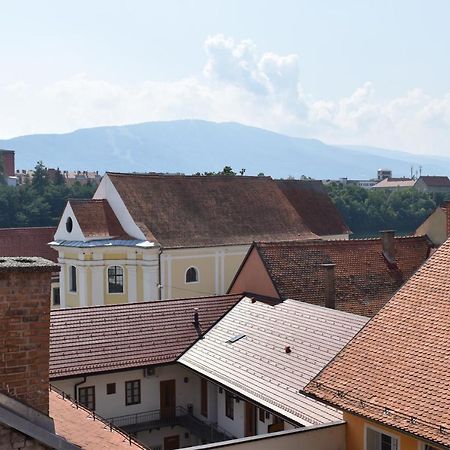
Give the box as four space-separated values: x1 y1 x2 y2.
73 376 87 402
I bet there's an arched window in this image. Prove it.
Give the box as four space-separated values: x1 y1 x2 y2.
108 266 124 293
69 265 77 292
185 267 199 283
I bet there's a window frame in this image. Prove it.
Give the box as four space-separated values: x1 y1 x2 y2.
78 386 95 411
364 423 400 450
185 266 199 284
225 390 234 420
420 443 440 450
107 265 125 294
125 380 141 406
69 265 77 293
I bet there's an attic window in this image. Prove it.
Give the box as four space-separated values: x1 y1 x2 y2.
227 333 246 344
185 267 199 283
66 217 73 233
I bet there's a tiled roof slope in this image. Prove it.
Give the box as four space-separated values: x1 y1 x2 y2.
50 390 145 449
49 294 243 378
69 199 127 238
418 175 450 186
372 178 415 188
275 180 351 236
304 238 450 448
106 173 317 247
0 226 57 262
179 297 368 426
255 236 430 317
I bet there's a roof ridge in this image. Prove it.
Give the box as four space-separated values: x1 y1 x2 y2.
107 172 273 180
50 294 244 314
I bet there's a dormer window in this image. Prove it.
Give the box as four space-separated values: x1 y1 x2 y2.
186 267 199 283
108 266 124 293
66 216 73 233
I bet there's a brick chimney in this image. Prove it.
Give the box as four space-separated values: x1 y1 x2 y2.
0 150 15 177
0 257 58 415
380 230 396 263
321 263 336 309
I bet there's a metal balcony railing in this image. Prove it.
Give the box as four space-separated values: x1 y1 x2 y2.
108 406 235 443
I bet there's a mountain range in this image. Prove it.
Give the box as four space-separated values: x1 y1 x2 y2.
1 120 449 179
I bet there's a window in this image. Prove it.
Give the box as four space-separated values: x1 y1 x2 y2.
106 383 116 395
225 390 234 420
185 267 199 283
125 380 141 405
52 287 60 306
424 445 440 450
108 266 124 293
78 386 95 410
259 408 265 422
66 216 73 233
69 266 77 292
366 426 399 450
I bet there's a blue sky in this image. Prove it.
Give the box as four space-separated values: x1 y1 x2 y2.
1 0 450 155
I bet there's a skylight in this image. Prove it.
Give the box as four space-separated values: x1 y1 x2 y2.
227 333 246 344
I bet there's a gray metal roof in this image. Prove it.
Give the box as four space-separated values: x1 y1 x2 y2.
51 239 151 248
178 297 368 426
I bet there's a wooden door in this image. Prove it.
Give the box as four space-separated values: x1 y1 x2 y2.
164 435 180 450
244 402 256 437
160 380 176 420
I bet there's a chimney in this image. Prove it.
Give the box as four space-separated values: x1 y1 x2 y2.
0 257 59 415
193 308 200 328
0 150 15 177
321 263 336 309
380 230 396 263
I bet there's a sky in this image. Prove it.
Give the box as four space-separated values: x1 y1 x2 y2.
1 0 450 156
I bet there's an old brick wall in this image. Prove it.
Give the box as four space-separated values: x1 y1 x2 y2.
0 423 49 450
0 270 51 415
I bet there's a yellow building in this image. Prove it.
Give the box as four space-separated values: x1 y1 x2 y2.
52 173 350 308
304 239 450 450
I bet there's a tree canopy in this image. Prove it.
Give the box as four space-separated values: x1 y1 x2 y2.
326 183 446 236
0 162 96 228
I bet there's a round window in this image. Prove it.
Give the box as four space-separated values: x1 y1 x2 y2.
66 217 73 233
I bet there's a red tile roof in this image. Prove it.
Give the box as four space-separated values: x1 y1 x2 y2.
304 238 450 448
252 236 430 317
275 180 351 236
417 175 450 187
49 294 243 379
69 199 127 239
106 173 318 247
0 227 57 262
49 390 145 449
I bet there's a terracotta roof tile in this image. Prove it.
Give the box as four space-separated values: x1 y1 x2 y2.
418 176 450 187
106 173 318 247
49 294 243 378
50 390 144 449
0 227 57 262
275 180 351 236
304 238 450 448
69 199 127 239
254 236 430 317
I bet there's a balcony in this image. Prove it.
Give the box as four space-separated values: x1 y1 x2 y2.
109 406 235 444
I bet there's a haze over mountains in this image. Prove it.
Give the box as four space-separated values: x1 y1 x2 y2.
1 120 449 179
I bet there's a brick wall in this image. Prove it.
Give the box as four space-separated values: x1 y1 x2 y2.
0 265 54 415
0 423 50 450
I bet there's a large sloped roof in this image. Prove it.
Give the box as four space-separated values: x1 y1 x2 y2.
417 175 450 187
252 236 430 317
49 294 243 379
178 297 368 426
106 173 318 247
0 227 57 262
69 199 128 239
275 180 351 236
304 238 450 448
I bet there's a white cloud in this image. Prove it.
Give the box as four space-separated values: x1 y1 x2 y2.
0 34 450 157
